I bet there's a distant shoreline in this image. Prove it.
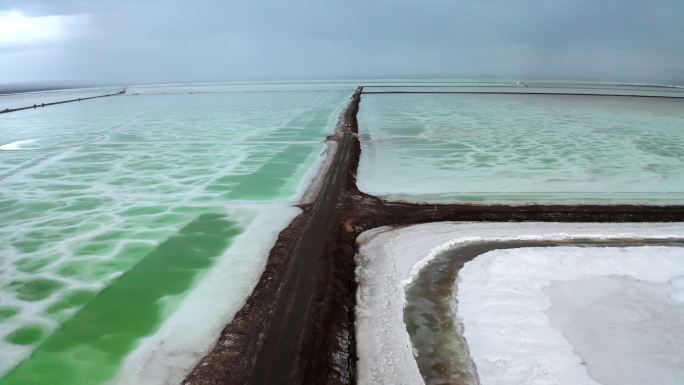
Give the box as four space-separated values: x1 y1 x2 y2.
0 83 99 95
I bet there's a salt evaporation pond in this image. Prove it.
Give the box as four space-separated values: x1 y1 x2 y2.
406 240 684 385
355 222 684 385
358 91 684 203
0 84 351 384
458 245 684 385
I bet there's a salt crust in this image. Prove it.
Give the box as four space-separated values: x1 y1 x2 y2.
355 222 684 385
459 246 684 385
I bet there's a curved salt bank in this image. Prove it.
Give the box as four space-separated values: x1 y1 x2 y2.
355 222 684 385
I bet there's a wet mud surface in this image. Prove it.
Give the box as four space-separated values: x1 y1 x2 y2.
185 89 684 385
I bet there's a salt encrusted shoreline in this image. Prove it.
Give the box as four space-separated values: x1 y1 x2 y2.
355 222 684 385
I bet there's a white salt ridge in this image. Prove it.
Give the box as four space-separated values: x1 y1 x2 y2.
0 134 105 151
355 222 684 385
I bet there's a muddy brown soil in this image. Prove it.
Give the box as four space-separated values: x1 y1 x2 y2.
184 89 684 385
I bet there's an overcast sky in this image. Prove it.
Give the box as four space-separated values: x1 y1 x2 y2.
1 0 683 85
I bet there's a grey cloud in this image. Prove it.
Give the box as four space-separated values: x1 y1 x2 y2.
0 0 682 85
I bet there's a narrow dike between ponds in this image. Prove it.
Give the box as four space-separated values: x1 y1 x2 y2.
185 88 684 385
0 89 126 115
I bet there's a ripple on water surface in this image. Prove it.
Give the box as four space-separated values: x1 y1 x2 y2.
358 92 684 203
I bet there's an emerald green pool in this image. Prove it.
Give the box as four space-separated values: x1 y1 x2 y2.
0 85 351 384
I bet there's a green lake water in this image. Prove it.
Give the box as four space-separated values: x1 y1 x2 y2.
358 91 684 203
0 85 350 384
